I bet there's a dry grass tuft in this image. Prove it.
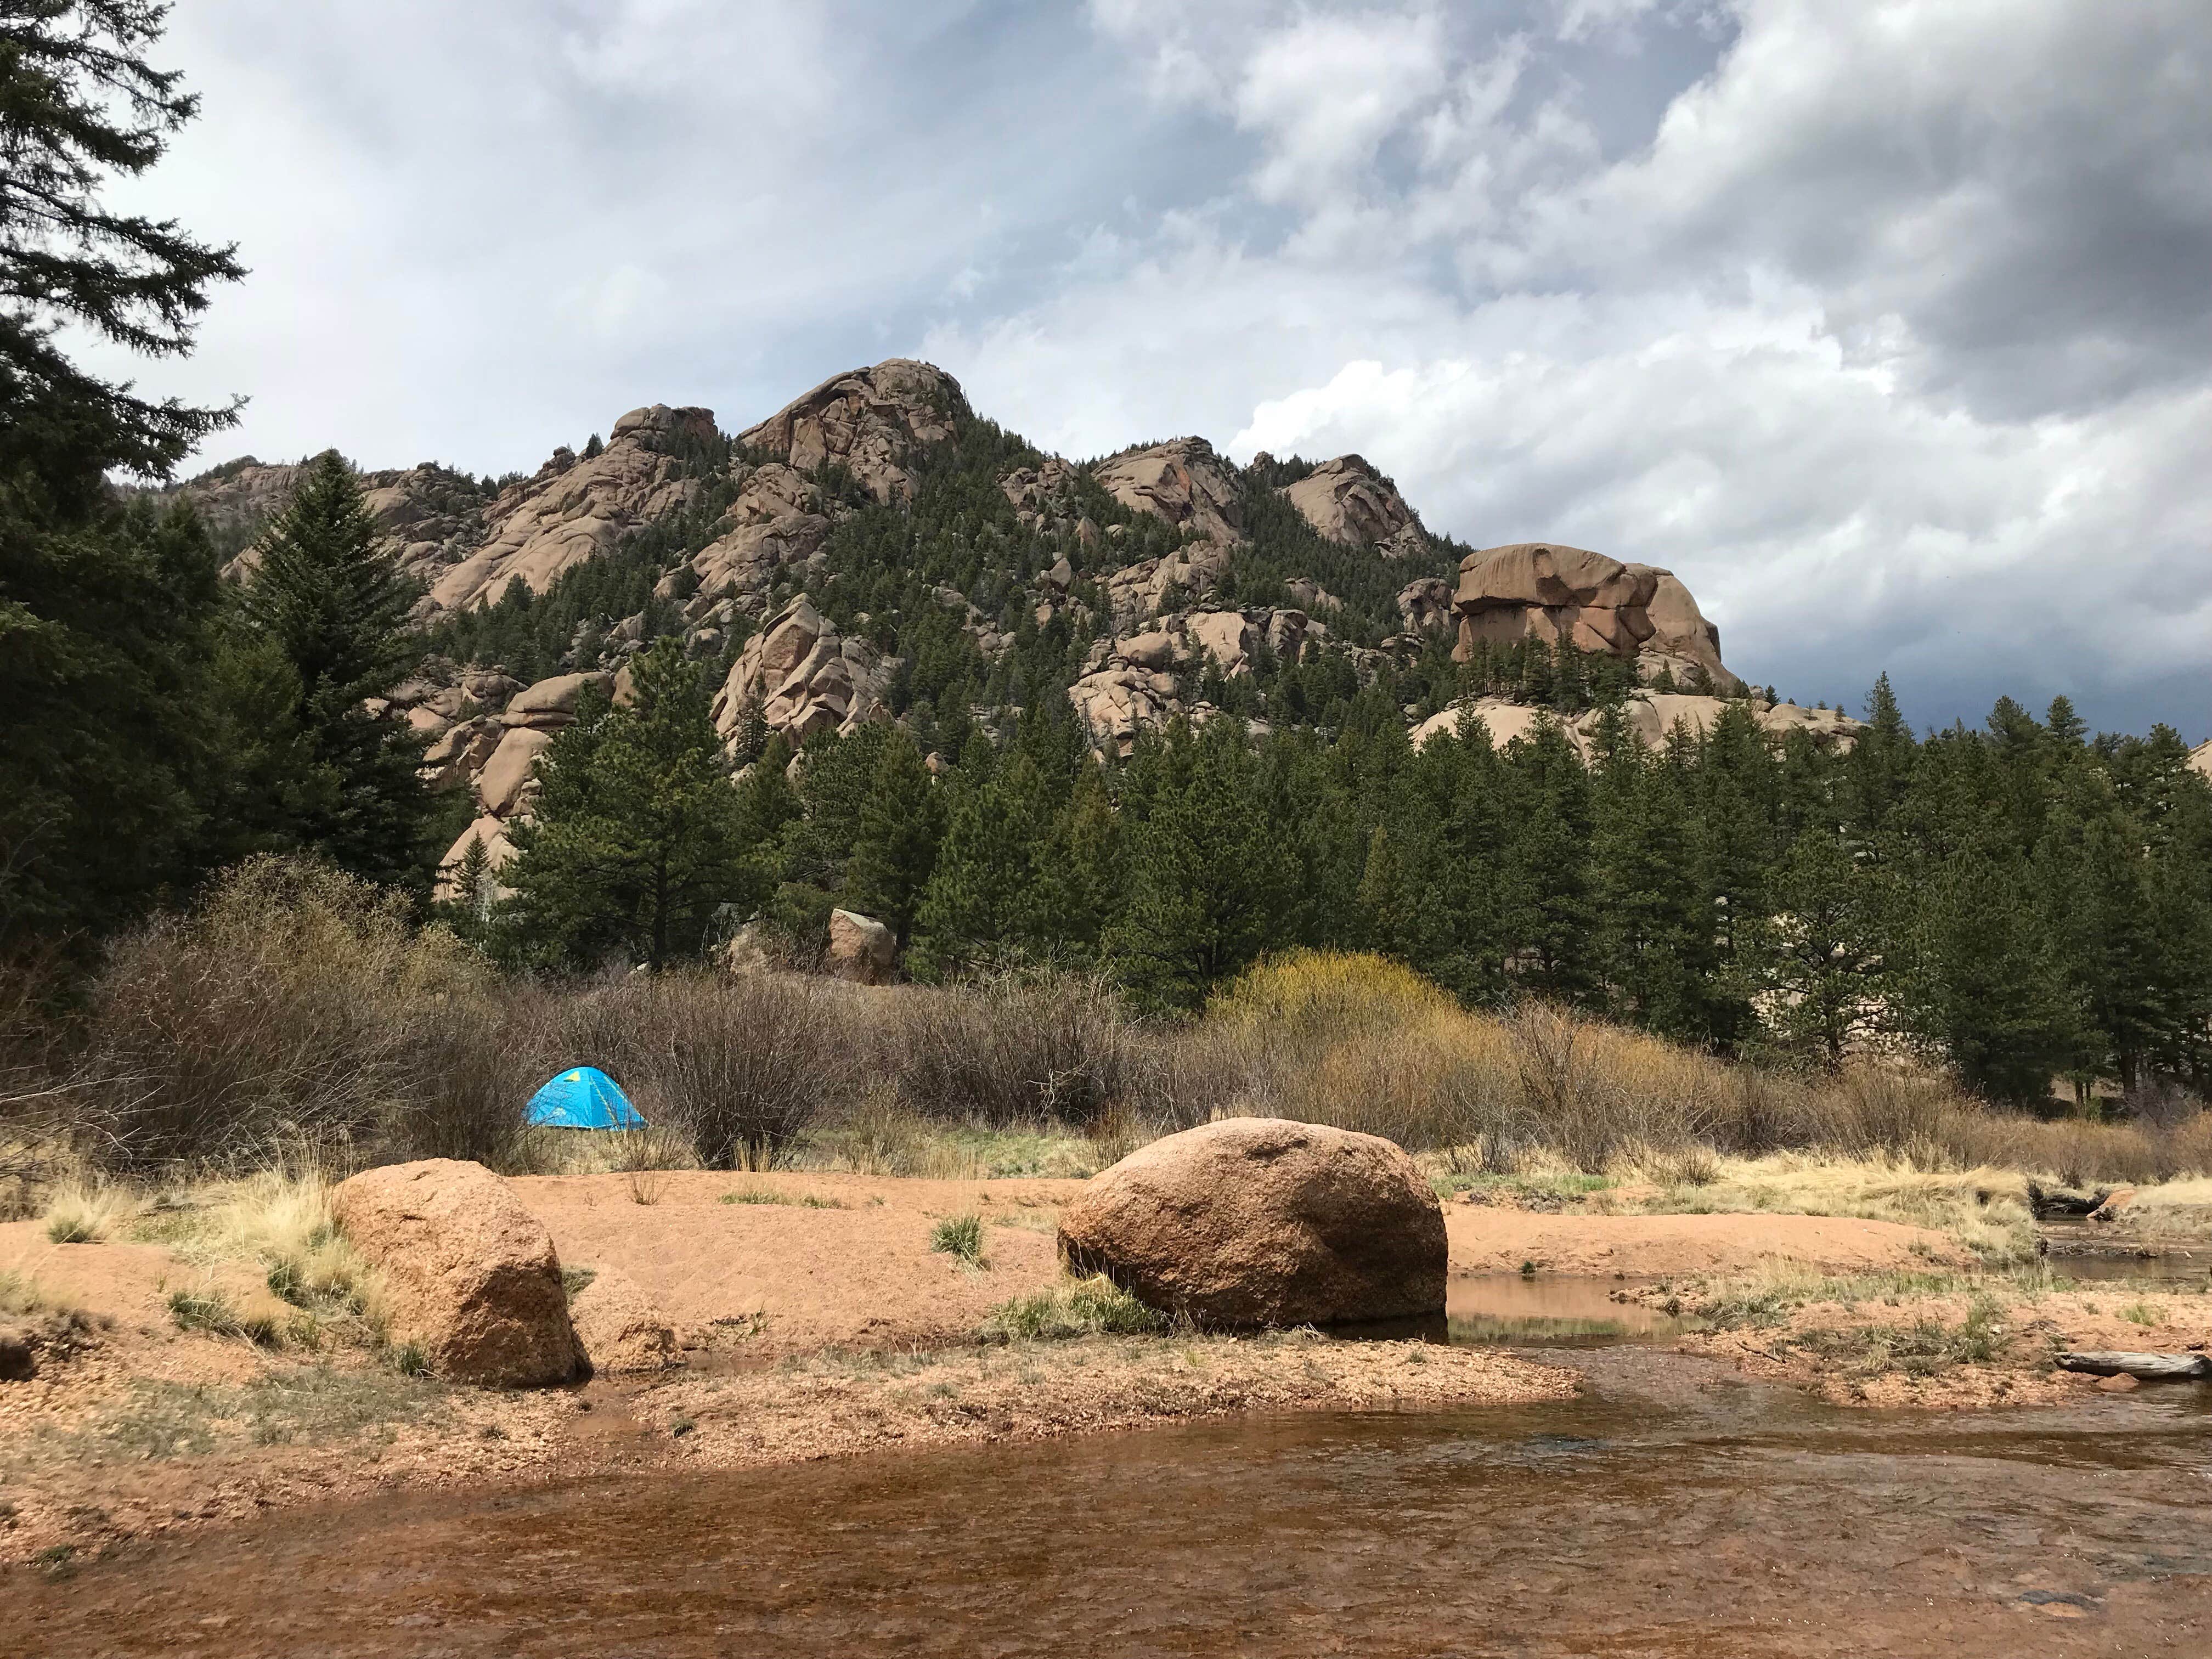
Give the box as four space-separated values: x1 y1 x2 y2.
41 1181 134 1244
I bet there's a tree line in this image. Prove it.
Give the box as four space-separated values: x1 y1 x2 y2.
9 5 2211 1122
469 641 2212 1107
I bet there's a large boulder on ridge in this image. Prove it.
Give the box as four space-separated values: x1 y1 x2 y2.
1058 1118 1447 1328
333 1159 581 1387
1452 541 1739 693
1282 455 1429 560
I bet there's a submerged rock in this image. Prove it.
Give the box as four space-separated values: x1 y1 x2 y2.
1058 1118 1448 1328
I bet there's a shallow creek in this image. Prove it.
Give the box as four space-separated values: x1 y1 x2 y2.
19 1336 2212 1657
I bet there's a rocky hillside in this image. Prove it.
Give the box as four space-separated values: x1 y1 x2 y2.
166 358 1856 882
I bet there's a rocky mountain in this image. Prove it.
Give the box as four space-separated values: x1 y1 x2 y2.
165 357 1857 889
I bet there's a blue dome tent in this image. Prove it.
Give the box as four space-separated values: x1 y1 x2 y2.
524 1066 645 1130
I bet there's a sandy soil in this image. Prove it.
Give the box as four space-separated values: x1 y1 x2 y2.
513 1171 1973 1358
507 1170 1084 1358
1447 1205 1968 1276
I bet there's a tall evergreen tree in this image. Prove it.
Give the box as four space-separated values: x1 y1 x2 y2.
1500 715 1598 1003
1897 839 2080 1105
1108 718 1295 1011
840 728 942 946
236 452 432 888
1741 827 1886 1071
502 641 751 969
1 1 244 940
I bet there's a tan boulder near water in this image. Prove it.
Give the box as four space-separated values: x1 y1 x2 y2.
332 1159 582 1387
1059 1118 1448 1328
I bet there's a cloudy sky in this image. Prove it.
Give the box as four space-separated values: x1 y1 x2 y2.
99 1 2212 736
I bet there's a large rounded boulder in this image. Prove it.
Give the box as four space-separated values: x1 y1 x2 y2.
1058 1118 1447 1328
334 1159 581 1387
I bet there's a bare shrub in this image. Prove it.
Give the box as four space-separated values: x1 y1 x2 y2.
72 859 486 1176
886 970 1135 1128
2126 1077 2200 1133
1811 1067 1956 1158
585 972 858 1171
378 994 546 1172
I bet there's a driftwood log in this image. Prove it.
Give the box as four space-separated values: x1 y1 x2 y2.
2057 1351 2212 1381
2027 1181 2109 1220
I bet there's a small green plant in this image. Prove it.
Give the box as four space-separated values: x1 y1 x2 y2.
1792 1295 2007 1378
167 1287 280 1347
35 1543 77 1578
720 1187 846 1209
389 1340 430 1377
2121 1300 2163 1327
982 1275 1167 1341
561 1266 597 1300
167 1288 235 1332
930 1213 986 1266
46 1212 97 1244
1520 1260 1538 1278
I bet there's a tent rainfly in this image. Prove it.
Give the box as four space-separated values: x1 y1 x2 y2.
524 1066 645 1130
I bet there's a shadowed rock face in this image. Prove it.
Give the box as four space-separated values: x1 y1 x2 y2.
1452 541 1738 692
1282 455 1429 560
736 358 961 507
1093 438 1245 546
710 596 891 748
425 405 715 614
1058 1118 1448 1328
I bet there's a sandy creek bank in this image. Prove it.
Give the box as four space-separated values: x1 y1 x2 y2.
0 1170 2188 1580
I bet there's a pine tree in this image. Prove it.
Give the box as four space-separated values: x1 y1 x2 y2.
237 452 433 888
1741 828 1886 1070
1108 718 1295 1010
1 1 245 499
2 497 228 936
1500 715 1597 1003
1030 762 1120 960
1 2 244 939
502 641 752 968
840 728 943 946
1895 840 2080 1105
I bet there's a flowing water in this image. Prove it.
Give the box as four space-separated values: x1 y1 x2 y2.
18 1342 2212 1657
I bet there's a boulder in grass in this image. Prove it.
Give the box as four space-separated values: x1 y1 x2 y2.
826 908 896 984
1057 1118 1448 1328
333 1159 581 1387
